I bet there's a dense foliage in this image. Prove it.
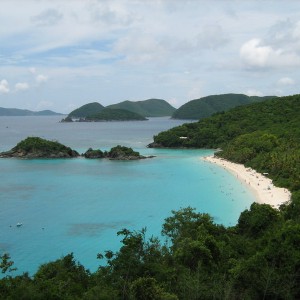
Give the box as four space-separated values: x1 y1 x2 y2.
0 139 146 161
83 148 104 158
2 137 80 158
68 102 104 118
154 94 300 190
107 99 176 117
86 108 147 121
172 93 275 120
1 204 300 299
107 145 142 160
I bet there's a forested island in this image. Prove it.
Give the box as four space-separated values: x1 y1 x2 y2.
0 107 62 116
85 108 147 121
0 137 80 158
0 137 148 160
107 98 176 117
61 98 176 122
1 94 300 299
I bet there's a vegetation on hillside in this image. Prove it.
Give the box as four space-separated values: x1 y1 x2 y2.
68 102 104 118
153 94 300 190
0 139 148 161
84 145 145 160
107 99 176 117
1 202 300 299
106 145 142 160
172 93 275 120
85 108 147 121
0 137 79 158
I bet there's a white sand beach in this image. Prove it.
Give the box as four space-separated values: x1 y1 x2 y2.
203 155 291 209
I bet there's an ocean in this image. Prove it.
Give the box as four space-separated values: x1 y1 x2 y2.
0 116 254 276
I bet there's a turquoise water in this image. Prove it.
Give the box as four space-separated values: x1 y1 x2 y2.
0 117 254 276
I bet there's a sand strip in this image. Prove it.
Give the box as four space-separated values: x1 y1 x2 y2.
202 155 291 209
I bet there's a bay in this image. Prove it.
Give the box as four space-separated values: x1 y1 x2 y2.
0 116 254 276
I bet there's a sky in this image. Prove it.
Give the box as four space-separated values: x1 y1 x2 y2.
1 0 300 113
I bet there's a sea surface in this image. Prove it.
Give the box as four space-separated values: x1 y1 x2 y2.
0 116 254 276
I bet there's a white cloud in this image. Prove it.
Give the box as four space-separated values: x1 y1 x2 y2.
1 1 300 111
0 79 9 93
36 74 48 83
167 98 179 108
29 67 36 74
187 85 203 101
240 39 275 68
196 24 229 50
114 35 168 64
240 38 300 69
36 100 53 111
31 8 63 27
245 89 264 97
277 77 295 86
15 82 29 91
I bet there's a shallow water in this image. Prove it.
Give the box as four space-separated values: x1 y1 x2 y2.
0 117 254 276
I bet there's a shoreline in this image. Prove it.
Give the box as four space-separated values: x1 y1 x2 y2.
202 155 291 209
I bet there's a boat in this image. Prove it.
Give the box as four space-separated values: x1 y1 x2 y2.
16 222 22 227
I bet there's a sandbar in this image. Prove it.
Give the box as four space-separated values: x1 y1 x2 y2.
203 155 291 209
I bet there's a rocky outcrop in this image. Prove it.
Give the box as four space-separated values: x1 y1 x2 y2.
147 142 165 148
0 138 154 161
83 148 104 159
0 137 79 158
106 145 145 160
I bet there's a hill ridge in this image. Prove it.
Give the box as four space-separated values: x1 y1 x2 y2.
172 93 276 120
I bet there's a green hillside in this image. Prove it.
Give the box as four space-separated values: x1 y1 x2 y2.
172 93 275 119
152 94 300 191
107 98 176 117
85 108 147 121
68 102 104 118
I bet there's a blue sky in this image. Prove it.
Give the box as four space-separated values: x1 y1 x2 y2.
1 0 300 113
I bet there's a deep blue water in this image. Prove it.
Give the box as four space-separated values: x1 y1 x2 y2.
0 116 254 276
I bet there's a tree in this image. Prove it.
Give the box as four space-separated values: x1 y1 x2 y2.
0 253 17 274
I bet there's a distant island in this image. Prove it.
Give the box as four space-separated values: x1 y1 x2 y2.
0 137 151 160
61 105 146 122
1 94 279 120
171 93 276 120
107 98 176 117
61 98 176 122
0 107 62 117
85 108 147 121
61 94 280 122
67 102 105 118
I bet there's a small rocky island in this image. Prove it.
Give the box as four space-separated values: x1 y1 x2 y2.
0 137 79 158
0 137 152 160
83 145 149 160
